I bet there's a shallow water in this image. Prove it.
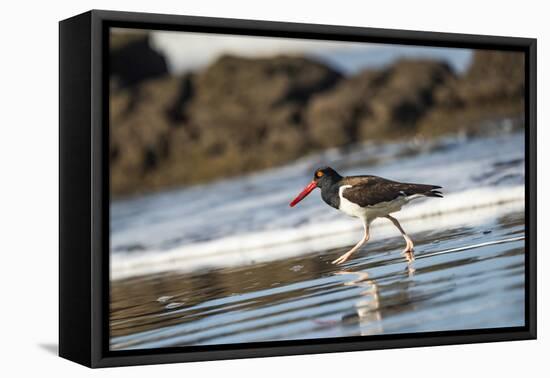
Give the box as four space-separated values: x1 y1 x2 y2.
110 208 524 350
109 126 525 350
110 128 524 279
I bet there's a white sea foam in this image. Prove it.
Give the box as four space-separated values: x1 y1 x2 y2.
111 185 524 280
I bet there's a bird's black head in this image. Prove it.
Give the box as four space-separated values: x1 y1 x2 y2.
289 166 342 207
313 166 342 188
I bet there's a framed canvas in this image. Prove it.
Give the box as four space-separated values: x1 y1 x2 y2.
59 10 537 368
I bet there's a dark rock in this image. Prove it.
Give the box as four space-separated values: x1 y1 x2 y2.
110 55 342 196
418 50 525 136
166 74 195 123
109 49 525 197
306 70 385 148
307 60 454 147
437 50 524 106
110 74 184 194
110 33 168 89
187 55 341 139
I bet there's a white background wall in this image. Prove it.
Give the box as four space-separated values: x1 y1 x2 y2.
0 0 546 376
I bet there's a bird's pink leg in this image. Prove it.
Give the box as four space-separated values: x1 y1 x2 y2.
386 215 415 255
332 221 370 265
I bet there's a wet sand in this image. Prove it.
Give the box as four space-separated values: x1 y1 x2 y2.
110 209 524 350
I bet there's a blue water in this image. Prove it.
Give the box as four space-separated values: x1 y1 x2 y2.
110 210 524 349
110 127 524 279
109 127 526 350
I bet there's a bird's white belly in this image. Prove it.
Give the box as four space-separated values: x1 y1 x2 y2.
338 185 408 221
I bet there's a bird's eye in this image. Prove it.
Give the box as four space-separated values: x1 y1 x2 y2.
316 171 324 178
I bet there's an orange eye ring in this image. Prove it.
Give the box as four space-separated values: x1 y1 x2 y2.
316 171 324 178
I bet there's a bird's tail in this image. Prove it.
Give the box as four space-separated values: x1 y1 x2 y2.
424 186 443 198
401 183 443 200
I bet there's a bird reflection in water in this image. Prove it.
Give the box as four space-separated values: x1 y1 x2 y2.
333 270 383 335
338 257 416 334
314 254 415 336
403 250 416 276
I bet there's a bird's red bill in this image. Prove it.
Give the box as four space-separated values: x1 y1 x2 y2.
290 181 317 207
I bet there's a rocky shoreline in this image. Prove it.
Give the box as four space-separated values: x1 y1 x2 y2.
110 34 524 197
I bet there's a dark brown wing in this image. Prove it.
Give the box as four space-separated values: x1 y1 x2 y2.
341 175 442 207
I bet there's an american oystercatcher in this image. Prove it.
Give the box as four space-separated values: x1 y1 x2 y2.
290 167 443 265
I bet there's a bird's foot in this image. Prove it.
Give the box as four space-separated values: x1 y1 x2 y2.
332 251 355 265
402 246 414 254
401 240 414 255
402 248 415 262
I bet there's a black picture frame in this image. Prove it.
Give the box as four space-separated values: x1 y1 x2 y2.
59 9 537 368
